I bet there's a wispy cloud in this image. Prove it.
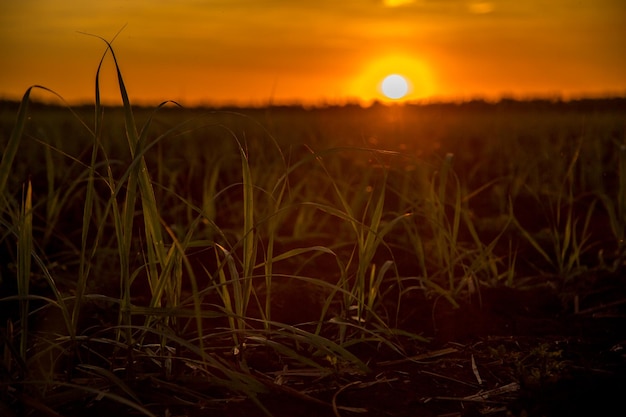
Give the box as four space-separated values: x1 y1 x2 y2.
383 0 416 7
467 2 494 14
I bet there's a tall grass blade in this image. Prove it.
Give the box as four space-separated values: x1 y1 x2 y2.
618 144 626 245
238 141 256 301
73 40 111 350
0 90 35 205
17 181 32 358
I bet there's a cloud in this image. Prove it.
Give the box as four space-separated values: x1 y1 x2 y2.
468 2 494 14
383 0 416 7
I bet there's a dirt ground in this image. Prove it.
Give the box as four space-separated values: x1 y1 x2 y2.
208 279 626 417
43 272 623 417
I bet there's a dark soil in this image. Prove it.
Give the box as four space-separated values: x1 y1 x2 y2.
11 276 622 417
212 281 626 417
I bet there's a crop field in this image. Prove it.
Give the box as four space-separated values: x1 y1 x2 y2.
1 49 626 417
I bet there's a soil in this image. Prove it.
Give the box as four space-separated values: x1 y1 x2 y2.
212 281 626 417
18 274 623 417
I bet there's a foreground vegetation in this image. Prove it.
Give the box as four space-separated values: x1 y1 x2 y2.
1 42 625 416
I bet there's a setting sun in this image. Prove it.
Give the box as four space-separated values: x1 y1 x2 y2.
381 74 409 99
348 54 436 104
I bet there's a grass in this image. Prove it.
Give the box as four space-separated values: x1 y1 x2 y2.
1 39 625 415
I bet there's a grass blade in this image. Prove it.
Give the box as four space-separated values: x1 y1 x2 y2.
17 181 32 358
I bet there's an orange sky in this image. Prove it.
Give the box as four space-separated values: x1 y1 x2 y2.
1 0 625 106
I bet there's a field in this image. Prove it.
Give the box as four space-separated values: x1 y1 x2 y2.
1 54 626 417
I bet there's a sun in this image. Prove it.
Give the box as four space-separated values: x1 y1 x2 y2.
381 74 409 99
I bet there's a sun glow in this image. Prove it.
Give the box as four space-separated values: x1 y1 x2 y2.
349 54 436 103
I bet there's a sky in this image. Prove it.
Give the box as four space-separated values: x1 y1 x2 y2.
1 0 625 106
